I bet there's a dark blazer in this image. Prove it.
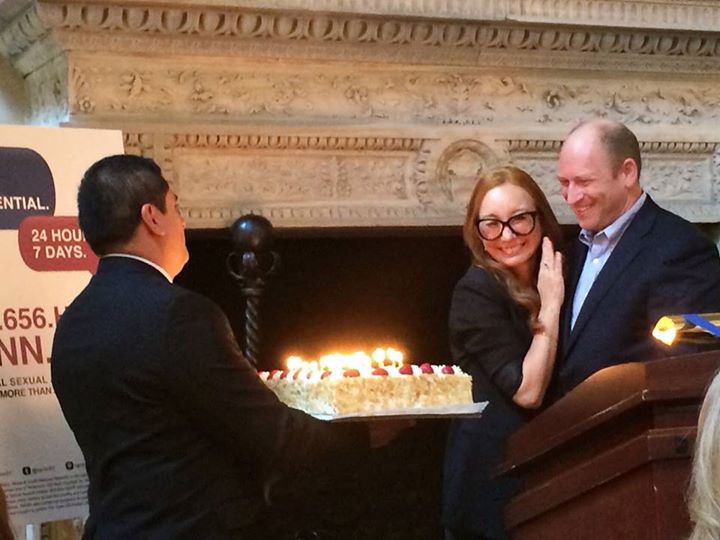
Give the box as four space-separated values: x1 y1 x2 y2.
555 196 720 397
442 265 534 540
51 257 367 540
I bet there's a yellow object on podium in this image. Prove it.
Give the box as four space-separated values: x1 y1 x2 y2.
653 313 720 346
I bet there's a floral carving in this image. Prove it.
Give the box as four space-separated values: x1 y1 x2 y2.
120 71 150 98
6 1 720 229
64 59 720 127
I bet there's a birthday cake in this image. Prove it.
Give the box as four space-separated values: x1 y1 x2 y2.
258 348 473 417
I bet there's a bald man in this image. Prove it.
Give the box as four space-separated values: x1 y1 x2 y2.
553 120 720 397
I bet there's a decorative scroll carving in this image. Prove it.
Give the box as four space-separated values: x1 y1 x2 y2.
116 129 720 228
409 140 430 206
123 131 154 156
195 0 720 32
64 60 720 126
435 140 501 203
30 3 720 60
3 1 720 77
0 3 44 59
139 132 436 228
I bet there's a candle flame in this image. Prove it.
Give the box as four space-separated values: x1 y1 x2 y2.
652 316 677 346
285 347 405 372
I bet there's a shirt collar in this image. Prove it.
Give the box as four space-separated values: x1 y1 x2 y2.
579 191 647 246
101 253 173 283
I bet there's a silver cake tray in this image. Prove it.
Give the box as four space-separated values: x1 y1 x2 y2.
310 401 487 421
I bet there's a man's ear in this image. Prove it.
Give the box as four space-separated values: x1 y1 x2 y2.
620 158 639 188
140 203 166 236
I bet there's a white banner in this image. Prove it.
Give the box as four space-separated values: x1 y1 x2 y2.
0 125 124 532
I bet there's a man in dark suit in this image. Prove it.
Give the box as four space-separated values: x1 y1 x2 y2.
51 155 389 539
554 119 720 396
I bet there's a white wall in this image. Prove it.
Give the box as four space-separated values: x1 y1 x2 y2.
0 55 28 124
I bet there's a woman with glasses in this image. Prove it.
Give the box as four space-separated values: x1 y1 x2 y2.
442 165 564 540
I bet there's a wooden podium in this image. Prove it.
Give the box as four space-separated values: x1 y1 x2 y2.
500 351 720 540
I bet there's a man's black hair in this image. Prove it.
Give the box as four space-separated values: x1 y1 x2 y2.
78 155 169 255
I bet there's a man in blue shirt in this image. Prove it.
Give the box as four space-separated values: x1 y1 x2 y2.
553 119 720 396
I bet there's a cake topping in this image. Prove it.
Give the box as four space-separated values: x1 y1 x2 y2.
258 347 468 382
283 347 405 378
398 364 414 375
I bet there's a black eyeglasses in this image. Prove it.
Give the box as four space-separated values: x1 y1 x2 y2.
476 211 538 241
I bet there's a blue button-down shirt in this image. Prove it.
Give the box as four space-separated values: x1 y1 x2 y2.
571 192 647 329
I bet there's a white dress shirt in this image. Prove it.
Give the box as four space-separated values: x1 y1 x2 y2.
102 253 173 283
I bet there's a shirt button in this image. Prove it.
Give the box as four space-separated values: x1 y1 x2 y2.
593 258 600 264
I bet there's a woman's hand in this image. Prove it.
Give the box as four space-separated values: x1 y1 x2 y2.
513 237 564 409
537 237 564 309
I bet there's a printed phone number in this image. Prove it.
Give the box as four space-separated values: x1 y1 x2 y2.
0 307 64 331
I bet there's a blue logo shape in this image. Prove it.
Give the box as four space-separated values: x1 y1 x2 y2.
0 147 55 230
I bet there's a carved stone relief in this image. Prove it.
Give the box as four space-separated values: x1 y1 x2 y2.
175 152 413 203
212 0 720 33
2 2 718 74
3 0 720 229
117 127 720 228
65 57 720 127
435 139 502 204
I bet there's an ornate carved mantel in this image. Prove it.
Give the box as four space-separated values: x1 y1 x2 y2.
1 0 720 228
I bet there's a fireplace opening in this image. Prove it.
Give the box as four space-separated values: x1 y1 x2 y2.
175 228 473 538
177 228 471 370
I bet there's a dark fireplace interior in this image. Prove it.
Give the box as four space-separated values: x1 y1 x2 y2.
175 228 471 539
177 228 472 370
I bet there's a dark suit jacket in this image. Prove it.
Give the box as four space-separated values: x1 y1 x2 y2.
442 266 534 540
555 196 720 397
51 257 367 540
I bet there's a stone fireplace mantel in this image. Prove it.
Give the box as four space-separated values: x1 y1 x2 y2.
1 0 720 228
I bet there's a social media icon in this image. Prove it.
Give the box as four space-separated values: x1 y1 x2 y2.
22 466 31 476
65 461 74 470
